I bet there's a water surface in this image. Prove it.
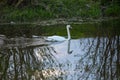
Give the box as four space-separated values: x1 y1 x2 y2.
0 19 120 80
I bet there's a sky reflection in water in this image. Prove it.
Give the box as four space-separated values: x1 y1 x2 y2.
0 35 119 80
39 36 119 80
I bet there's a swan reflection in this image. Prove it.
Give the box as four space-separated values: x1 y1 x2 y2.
67 39 73 54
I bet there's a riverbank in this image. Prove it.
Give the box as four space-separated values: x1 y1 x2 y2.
0 17 119 26
0 0 120 24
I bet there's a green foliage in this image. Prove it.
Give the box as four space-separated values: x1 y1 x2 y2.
1 6 55 21
0 0 119 22
105 4 120 17
88 3 101 18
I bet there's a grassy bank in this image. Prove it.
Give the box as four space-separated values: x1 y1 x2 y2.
0 0 120 22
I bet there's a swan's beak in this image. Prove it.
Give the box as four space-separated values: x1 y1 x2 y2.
69 26 72 29
67 24 72 29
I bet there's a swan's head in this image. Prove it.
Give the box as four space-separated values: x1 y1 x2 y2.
66 25 72 29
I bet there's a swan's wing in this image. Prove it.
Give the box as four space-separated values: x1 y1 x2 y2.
46 37 55 42
46 36 66 42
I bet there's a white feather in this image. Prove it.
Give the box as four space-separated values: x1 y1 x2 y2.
46 25 71 42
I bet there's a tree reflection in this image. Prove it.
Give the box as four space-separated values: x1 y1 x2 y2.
76 35 120 79
0 45 65 80
0 37 119 80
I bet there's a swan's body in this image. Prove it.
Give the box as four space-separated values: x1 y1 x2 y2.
46 35 66 42
46 25 71 42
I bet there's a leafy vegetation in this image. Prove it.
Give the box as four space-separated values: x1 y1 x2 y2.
0 0 120 22
105 4 120 17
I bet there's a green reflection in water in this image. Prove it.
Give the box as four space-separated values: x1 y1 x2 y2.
0 18 120 38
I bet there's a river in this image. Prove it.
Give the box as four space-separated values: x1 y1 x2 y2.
0 19 120 80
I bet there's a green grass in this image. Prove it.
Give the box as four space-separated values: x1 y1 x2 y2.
105 4 120 17
0 0 120 22
0 0 101 22
1 7 55 22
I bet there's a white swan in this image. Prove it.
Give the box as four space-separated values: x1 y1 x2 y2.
46 25 72 42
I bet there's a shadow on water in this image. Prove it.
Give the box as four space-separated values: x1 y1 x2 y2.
0 19 120 80
0 45 66 80
76 36 120 80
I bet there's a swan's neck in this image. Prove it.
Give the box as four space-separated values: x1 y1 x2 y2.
67 27 71 40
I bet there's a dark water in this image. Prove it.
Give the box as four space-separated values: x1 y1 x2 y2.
0 19 120 80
